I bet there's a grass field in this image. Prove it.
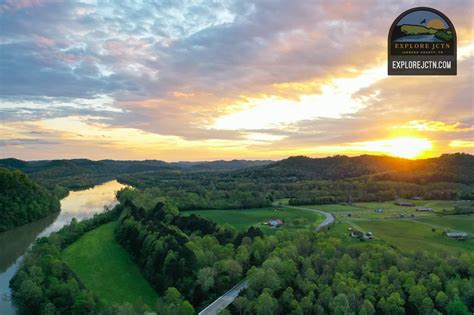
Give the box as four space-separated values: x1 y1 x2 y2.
303 200 464 221
355 219 473 253
415 215 474 233
62 222 158 307
184 207 323 234
297 200 473 253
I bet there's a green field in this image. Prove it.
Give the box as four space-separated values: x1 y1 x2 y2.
355 219 473 253
303 200 462 221
415 215 474 233
184 207 323 234
62 222 158 308
297 200 473 253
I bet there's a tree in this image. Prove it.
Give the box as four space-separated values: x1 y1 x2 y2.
359 299 375 315
377 293 405 315
446 299 470 315
248 267 281 293
420 297 435 314
197 267 215 292
409 284 429 311
330 293 353 315
157 287 194 315
255 289 278 315
435 291 449 310
233 296 250 315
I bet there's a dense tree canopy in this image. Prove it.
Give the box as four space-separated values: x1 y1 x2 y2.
0 167 60 232
115 197 267 310
228 231 474 314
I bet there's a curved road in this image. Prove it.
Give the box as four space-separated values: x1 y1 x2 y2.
198 206 334 315
286 206 335 231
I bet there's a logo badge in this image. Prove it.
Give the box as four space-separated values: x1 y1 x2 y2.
388 7 456 75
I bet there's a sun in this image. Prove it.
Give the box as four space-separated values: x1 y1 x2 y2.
360 137 433 159
426 19 446 30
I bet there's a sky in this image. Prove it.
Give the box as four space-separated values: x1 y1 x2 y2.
0 0 473 161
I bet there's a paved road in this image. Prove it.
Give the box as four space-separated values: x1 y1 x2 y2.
199 207 334 315
286 206 335 231
199 280 248 315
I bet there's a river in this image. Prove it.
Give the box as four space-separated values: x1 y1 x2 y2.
0 180 127 314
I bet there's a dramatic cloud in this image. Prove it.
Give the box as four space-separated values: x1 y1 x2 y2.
0 0 473 160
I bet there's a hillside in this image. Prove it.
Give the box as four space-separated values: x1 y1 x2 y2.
0 167 60 232
0 158 272 189
238 153 474 184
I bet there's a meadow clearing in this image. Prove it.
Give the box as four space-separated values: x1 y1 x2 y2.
184 207 323 234
62 222 158 308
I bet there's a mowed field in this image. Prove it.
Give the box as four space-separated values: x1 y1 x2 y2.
62 222 158 308
356 218 474 253
184 207 323 234
303 200 465 220
415 215 474 233
300 200 474 253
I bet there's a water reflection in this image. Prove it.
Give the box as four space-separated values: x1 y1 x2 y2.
0 180 127 315
0 213 59 273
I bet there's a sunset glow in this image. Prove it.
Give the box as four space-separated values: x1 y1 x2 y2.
0 1 473 160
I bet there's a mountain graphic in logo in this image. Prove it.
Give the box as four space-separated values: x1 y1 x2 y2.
393 11 453 43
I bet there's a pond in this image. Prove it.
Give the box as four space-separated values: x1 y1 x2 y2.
0 180 127 314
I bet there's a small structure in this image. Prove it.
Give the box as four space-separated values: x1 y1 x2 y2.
395 201 415 207
267 219 284 228
374 208 384 213
350 230 363 238
416 207 433 212
446 231 468 239
412 196 423 200
351 230 373 240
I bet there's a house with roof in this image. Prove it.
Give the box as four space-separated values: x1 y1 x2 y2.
350 230 373 240
416 207 433 212
446 231 468 239
267 219 284 228
395 201 415 207
350 230 364 238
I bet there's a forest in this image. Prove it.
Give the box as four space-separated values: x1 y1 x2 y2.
227 230 473 314
10 192 473 314
114 194 266 309
4 153 474 314
0 167 61 232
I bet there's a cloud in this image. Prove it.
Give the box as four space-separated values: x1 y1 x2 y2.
0 0 473 159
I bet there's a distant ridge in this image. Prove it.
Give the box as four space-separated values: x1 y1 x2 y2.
236 153 474 184
0 153 472 186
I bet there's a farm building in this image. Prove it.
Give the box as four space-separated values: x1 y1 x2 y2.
446 231 468 239
351 230 364 238
374 208 384 213
395 201 415 207
416 207 433 212
350 231 373 240
267 219 284 228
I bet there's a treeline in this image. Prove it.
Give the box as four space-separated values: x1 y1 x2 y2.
287 180 472 206
0 158 270 190
0 167 61 232
239 153 474 184
8 203 158 314
117 170 473 210
115 195 272 310
227 231 473 315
